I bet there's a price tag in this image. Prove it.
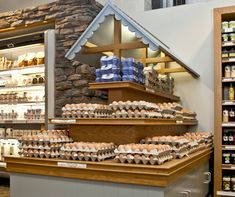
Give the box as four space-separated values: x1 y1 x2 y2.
224 41 234 46
57 162 87 169
224 27 233 33
225 146 235 150
51 119 76 123
229 58 235 61
176 120 183 124
231 166 235 169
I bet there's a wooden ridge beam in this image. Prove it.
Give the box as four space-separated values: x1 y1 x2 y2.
85 42 113 56
83 41 147 54
158 67 186 74
139 56 173 64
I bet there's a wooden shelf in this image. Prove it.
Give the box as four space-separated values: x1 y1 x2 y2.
222 100 235 105
0 84 45 92
222 122 235 127
222 145 235 150
222 164 235 170
5 148 212 187
0 101 44 105
89 82 180 103
49 118 197 126
0 120 44 124
217 191 235 196
222 59 235 63
222 78 235 82
222 41 235 47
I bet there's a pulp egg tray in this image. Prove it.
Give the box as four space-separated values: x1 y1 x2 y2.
19 144 61 151
19 149 60 159
114 153 173 165
60 151 115 162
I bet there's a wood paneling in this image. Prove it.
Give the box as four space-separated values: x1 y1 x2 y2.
5 148 212 187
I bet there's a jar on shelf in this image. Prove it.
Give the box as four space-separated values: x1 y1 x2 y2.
229 83 235 100
223 109 229 122
229 21 235 28
232 176 235 191
223 176 231 191
225 65 231 78
222 21 229 30
223 131 229 144
230 33 235 41
222 34 229 42
223 153 231 164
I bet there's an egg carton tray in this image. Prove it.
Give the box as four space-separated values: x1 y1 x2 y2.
19 151 60 159
19 145 61 151
172 150 189 159
60 148 115 154
114 149 172 157
109 104 159 111
60 152 115 162
140 140 189 146
19 140 72 146
114 154 173 165
62 113 112 119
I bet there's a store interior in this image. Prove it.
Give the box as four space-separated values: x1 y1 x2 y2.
0 0 235 197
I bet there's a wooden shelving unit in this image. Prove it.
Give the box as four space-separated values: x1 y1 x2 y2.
214 5 235 196
5 148 212 187
89 82 180 103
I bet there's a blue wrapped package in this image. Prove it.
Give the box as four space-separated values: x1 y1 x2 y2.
101 74 121 82
122 67 138 75
96 77 102 82
100 56 120 75
95 69 102 78
122 74 138 82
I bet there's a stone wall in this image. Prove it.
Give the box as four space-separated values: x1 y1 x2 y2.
0 0 105 116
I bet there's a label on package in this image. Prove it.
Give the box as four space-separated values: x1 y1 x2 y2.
57 162 87 169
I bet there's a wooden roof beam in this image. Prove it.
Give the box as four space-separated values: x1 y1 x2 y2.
83 41 147 54
157 67 186 74
139 56 173 64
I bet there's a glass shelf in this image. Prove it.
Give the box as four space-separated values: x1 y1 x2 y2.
0 84 45 92
0 64 44 76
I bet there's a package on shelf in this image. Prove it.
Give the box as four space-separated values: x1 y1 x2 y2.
122 58 145 84
143 66 174 95
96 56 121 82
24 108 44 120
114 144 173 165
60 142 115 161
0 109 18 120
62 103 112 118
18 130 73 159
0 139 19 160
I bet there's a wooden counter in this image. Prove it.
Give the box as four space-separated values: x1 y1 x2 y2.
89 82 180 103
5 148 212 187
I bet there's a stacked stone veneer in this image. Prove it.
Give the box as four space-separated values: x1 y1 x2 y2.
0 0 105 116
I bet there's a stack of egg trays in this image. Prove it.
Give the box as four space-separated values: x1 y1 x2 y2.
140 139 190 159
62 106 113 119
18 137 73 159
109 101 162 119
96 56 121 82
59 146 116 162
114 147 173 165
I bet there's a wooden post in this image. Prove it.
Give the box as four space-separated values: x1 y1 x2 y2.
113 18 122 58
141 48 148 67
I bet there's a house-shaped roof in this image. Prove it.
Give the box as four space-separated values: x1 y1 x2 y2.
65 1 199 78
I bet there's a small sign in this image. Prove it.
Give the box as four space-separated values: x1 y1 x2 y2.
229 58 235 61
231 166 235 169
224 42 234 46
176 120 183 124
51 119 76 123
224 28 234 33
57 162 87 168
225 146 235 150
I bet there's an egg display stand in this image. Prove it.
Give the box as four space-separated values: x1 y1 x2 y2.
89 81 180 103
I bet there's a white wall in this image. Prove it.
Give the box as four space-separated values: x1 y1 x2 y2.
126 0 235 131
